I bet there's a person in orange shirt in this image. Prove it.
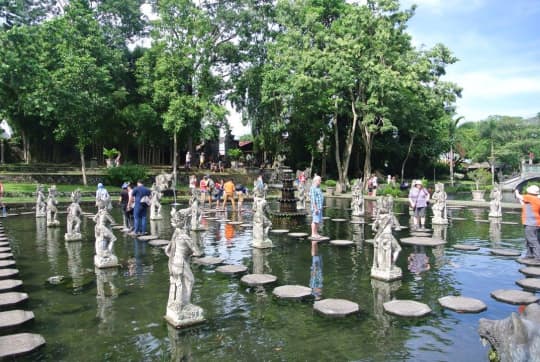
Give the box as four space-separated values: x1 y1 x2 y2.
515 185 540 260
223 178 236 211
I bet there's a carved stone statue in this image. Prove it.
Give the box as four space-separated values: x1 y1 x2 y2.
164 206 205 328
351 179 365 216
431 183 448 225
46 185 60 227
252 196 272 249
65 189 82 241
371 196 402 281
296 181 306 210
93 196 118 268
35 184 47 218
489 182 503 218
155 172 173 192
150 183 163 220
189 189 204 231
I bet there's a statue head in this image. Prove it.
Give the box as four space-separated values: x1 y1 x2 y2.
71 189 81 203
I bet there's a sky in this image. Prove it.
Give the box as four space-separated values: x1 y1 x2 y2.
400 0 540 123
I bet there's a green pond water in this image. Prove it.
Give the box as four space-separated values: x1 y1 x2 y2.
2 198 530 361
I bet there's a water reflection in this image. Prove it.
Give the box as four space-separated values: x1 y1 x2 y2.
65 241 84 289
167 325 198 361
351 218 365 244
489 218 502 244
432 225 447 241
309 241 323 300
95 267 118 336
252 248 271 300
46 226 60 272
372 279 401 329
407 246 431 275
150 219 165 237
432 245 446 268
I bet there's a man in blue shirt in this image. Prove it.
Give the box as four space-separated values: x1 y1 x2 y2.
309 175 324 239
130 180 151 235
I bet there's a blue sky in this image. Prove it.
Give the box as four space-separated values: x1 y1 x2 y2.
401 0 540 122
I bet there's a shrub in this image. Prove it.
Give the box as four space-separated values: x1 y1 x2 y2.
379 184 402 197
105 164 148 187
103 147 119 159
468 169 491 190
325 179 337 187
227 148 242 160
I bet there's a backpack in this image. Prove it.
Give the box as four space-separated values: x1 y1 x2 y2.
208 178 215 190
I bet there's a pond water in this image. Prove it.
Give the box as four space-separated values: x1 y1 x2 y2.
3 198 529 361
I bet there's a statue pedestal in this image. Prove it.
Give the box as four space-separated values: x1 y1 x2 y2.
371 267 402 281
36 213 45 218
252 238 273 249
94 254 119 269
150 215 163 220
47 221 60 227
165 304 206 329
64 233 82 241
431 217 448 225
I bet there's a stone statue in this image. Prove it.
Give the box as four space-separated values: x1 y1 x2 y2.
164 206 205 328
253 175 267 199
93 196 118 268
489 182 503 218
35 184 47 218
252 196 272 249
351 179 365 216
65 189 82 241
431 183 448 225
46 185 60 227
150 183 163 220
189 189 204 231
371 196 402 281
296 181 306 210
155 172 173 192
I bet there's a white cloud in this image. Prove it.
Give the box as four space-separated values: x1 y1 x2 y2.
401 0 486 14
448 71 540 99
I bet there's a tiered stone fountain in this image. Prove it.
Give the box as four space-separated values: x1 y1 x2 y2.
269 169 307 220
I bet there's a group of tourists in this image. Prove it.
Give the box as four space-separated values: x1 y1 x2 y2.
189 174 248 211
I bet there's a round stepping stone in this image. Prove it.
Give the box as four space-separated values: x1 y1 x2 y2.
330 239 354 246
410 232 431 237
516 278 540 291
383 300 431 317
400 237 445 246
272 285 312 299
490 289 539 305
240 224 252 228
241 274 277 287
0 280 22 292
438 296 487 313
322 216 330 220
228 221 243 225
476 220 490 223
0 310 34 329
331 218 347 222
270 229 289 234
308 236 330 242
287 232 309 238
450 217 467 221
501 221 519 225
0 247 9 253
0 292 28 308
0 269 19 279
0 260 16 268
517 258 540 266
416 228 431 232
111 225 125 230
519 266 540 277
0 333 46 358
193 256 224 266
215 264 248 275
0 237 7 242
0 253 13 260
148 239 169 247
453 244 480 251
0 242 10 247
137 235 158 241
218 219 231 223
350 219 366 224
313 298 359 317
490 249 521 257
365 239 374 244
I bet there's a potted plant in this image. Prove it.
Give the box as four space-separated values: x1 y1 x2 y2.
103 147 119 168
468 168 491 201
227 148 242 168
325 179 337 196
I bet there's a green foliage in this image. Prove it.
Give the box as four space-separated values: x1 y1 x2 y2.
325 179 337 187
105 164 148 186
468 169 491 190
227 148 243 160
379 184 402 197
103 147 119 159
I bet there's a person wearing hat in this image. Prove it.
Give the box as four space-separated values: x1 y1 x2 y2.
95 183 111 209
119 182 131 230
408 179 430 230
515 185 540 260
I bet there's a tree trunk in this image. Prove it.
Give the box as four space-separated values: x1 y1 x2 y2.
400 135 416 182
333 106 343 191
79 147 87 186
360 123 374 190
172 133 178 188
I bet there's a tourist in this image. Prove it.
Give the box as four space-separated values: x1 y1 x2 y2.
368 174 378 196
119 182 131 230
130 180 151 236
212 179 224 209
408 180 430 230
223 178 236 211
515 186 540 260
95 183 111 209
235 183 248 210
185 151 191 170
199 175 209 207
189 175 197 195
199 152 205 169
126 183 135 231
309 175 324 239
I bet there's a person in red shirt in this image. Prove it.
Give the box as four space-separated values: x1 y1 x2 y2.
515 185 540 260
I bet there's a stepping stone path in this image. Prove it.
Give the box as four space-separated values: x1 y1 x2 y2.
501 221 519 225
519 266 540 277
218 219 231 223
0 269 18 279
193 256 224 266
272 285 312 299
384 300 431 317
0 280 22 292
0 310 34 329
111 225 124 230
270 229 289 234
331 218 347 222
322 217 330 220
287 232 309 238
350 219 366 224
410 232 431 237
453 244 480 251
215 264 248 275
400 237 445 247
330 239 354 246
438 296 487 313
137 235 158 241
0 333 45 358
0 253 13 260
308 236 330 242
517 258 540 267
490 289 539 305
416 228 431 232
228 221 243 225
148 239 169 247
0 247 10 253
241 274 277 287
240 224 252 228
205 217 218 221
313 299 359 317
490 249 521 257
0 238 7 242
516 278 540 291
0 292 28 308
0 260 16 268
